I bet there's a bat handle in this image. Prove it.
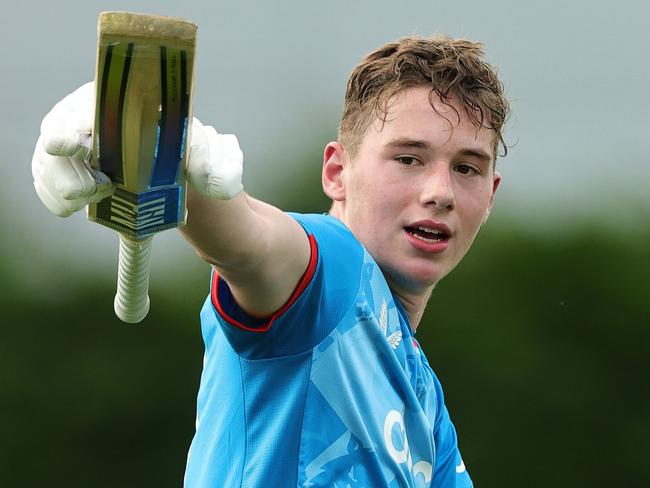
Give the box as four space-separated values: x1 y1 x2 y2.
114 233 154 323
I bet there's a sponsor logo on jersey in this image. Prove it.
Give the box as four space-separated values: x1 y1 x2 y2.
384 409 432 485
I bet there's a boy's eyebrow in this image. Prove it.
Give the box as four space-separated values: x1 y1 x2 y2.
385 138 431 150
385 139 492 162
458 148 492 163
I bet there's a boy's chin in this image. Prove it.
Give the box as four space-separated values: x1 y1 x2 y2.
386 266 446 295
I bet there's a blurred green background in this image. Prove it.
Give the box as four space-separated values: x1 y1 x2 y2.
1 0 649 486
2 174 649 487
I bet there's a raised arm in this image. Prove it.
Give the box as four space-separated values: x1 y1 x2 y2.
179 118 311 317
32 83 311 318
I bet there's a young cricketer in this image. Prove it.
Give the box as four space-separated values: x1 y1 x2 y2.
32 35 510 487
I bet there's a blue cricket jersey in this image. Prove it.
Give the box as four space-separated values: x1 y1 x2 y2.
184 214 472 487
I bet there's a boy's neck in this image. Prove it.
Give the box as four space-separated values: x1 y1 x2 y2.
387 281 434 332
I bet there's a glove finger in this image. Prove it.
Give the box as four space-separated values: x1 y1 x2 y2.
188 117 208 165
204 129 244 199
187 118 210 184
31 137 47 182
190 117 205 145
33 180 84 218
44 133 92 161
45 153 98 200
212 133 243 163
32 139 75 216
87 168 115 203
187 121 244 199
33 135 102 201
41 82 94 158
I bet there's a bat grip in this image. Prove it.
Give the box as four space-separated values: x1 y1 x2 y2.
114 234 154 323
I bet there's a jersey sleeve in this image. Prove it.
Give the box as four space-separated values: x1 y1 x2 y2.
431 374 474 487
203 213 365 359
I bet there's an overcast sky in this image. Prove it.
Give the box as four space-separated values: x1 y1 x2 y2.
1 0 648 285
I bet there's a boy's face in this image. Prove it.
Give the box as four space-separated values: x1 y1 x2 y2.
325 87 500 295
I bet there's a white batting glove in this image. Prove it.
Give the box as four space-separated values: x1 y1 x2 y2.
32 82 114 217
33 83 243 219
188 118 244 200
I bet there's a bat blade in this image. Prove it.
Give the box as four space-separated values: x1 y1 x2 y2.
88 12 197 323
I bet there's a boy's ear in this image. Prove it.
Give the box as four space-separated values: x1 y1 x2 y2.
322 141 347 201
482 171 502 225
489 171 502 209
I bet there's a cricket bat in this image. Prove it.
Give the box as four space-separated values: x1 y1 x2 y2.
88 12 197 323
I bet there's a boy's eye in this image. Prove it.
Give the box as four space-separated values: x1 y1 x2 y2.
455 163 479 175
396 156 418 166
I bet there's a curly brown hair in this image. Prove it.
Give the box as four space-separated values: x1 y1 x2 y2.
339 35 510 159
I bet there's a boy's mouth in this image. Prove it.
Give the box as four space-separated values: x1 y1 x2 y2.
404 225 449 242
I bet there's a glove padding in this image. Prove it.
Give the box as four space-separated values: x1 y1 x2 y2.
32 82 113 217
188 118 243 200
32 83 244 218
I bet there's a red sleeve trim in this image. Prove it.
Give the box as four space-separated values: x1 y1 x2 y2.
210 233 319 333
